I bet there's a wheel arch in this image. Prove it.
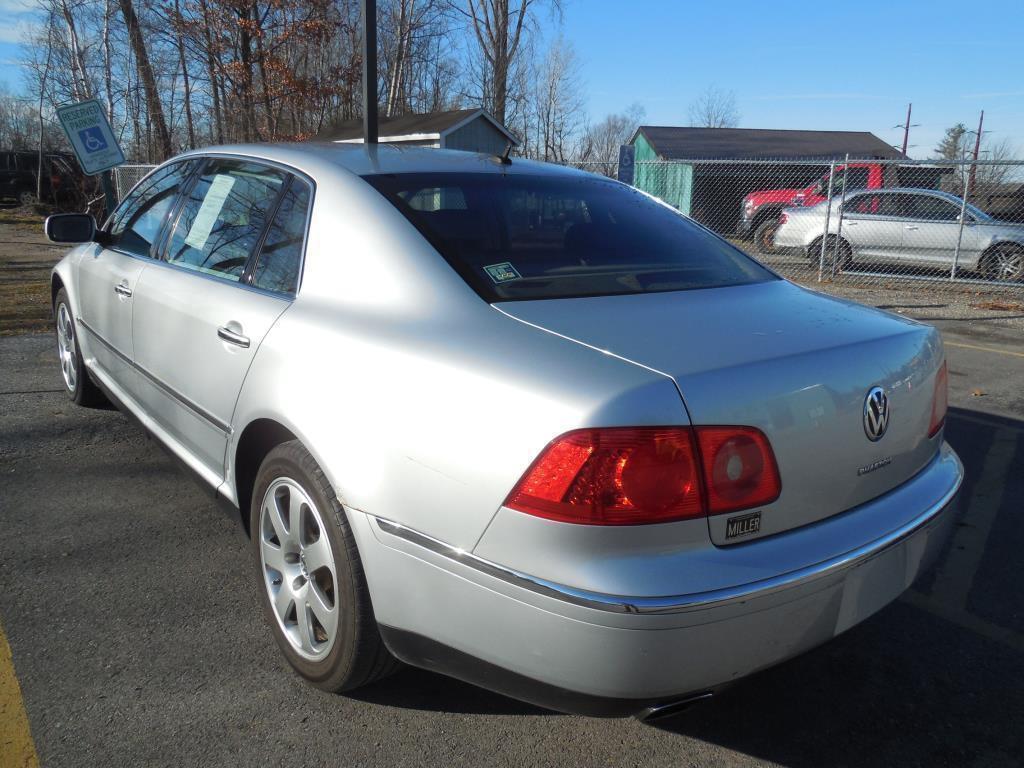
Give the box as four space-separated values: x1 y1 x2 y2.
51 272 65 311
233 418 299 536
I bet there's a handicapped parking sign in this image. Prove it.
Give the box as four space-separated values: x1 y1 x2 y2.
77 127 108 154
57 99 124 175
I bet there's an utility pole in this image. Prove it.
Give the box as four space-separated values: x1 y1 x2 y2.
893 102 918 157
967 109 984 198
362 0 378 145
901 103 912 156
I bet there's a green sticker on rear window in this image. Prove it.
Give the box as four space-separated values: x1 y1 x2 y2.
484 262 521 283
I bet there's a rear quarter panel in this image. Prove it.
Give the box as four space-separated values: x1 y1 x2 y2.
227 167 689 549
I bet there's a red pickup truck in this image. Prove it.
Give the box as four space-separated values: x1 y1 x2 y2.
737 163 878 251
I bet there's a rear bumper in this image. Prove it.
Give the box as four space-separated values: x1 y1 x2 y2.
350 445 962 716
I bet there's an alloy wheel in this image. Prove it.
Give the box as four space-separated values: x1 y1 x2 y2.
56 303 77 393
259 478 339 661
989 245 1024 282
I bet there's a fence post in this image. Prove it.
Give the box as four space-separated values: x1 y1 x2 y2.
951 163 970 281
817 160 836 282
831 154 850 278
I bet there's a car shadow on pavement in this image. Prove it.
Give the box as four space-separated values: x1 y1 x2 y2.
349 666 555 716
647 407 1024 766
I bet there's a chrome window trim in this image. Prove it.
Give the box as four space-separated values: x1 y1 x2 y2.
372 455 961 616
79 318 232 435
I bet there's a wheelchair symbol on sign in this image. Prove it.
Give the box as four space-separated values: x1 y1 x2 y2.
77 126 108 154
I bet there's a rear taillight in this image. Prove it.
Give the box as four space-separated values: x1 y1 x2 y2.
504 426 780 525
779 212 789 225
695 427 781 515
928 361 948 438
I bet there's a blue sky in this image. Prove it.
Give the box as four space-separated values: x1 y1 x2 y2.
2 0 1021 159
557 0 1023 159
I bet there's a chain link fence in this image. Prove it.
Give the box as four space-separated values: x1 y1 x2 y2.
112 163 157 201
599 157 1024 295
108 156 1024 297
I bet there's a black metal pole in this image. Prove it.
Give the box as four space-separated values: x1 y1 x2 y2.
362 0 378 145
99 170 117 218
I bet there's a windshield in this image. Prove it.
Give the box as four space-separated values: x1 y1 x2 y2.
366 172 776 302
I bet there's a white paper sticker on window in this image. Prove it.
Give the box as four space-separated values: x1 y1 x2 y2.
184 174 236 251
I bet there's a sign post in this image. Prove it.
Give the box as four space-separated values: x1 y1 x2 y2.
56 99 125 215
617 144 635 186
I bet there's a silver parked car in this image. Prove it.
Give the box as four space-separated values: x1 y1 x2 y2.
47 145 962 718
773 187 1024 281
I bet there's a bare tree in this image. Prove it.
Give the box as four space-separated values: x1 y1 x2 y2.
529 36 582 162
578 103 645 176
117 0 173 159
688 85 739 128
454 0 558 125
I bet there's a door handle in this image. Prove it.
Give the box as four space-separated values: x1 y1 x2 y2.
904 225 919 231
114 281 132 298
845 220 857 226
217 325 250 348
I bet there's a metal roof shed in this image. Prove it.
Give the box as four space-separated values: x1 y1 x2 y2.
315 108 518 155
629 126 906 233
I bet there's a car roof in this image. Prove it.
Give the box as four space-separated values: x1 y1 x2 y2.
843 187 964 203
176 142 594 180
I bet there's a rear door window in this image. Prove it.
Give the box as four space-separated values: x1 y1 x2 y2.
366 173 775 301
164 160 287 282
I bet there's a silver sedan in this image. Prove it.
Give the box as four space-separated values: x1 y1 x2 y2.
46 145 962 718
773 187 1024 281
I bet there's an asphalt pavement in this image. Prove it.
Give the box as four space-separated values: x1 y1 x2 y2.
1 311 1022 768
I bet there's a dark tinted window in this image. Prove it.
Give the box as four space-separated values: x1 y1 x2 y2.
109 161 195 258
366 173 775 301
250 179 310 294
165 160 286 282
905 195 961 221
845 193 903 217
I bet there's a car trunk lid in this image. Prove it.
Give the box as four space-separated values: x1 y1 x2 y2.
495 280 944 544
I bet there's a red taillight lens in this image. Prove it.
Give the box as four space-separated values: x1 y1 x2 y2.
505 426 781 525
695 427 781 515
504 427 703 525
779 212 789 224
928 361 948 438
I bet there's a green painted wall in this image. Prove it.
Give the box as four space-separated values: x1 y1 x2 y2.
631 132 693 216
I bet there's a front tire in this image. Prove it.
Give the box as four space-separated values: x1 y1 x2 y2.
250 440 399 692
54 288 106 407
754 219 779 254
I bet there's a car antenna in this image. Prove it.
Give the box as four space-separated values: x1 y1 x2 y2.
494 141 513 165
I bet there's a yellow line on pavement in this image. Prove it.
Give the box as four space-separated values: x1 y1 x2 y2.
0 623 38 768
944 340 1024 359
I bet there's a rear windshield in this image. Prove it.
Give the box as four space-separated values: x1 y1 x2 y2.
365 172 776 301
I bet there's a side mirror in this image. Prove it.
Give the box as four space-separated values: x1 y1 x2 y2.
44 213 97 243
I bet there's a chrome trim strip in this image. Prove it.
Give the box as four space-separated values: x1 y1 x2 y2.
372 457 962 615
79 319 232 435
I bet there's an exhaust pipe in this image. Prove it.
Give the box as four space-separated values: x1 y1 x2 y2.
637 691 714 722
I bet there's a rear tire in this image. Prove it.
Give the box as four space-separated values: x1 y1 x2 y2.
53 288 106 407
981 243 1024 282
250 440 400 692
754 219 779 254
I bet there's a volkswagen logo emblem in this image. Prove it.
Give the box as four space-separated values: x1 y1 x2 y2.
863 387 890 441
